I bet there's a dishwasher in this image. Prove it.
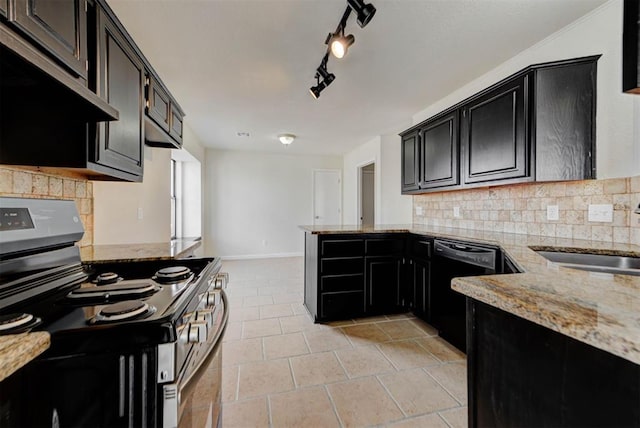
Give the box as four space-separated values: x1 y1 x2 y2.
431 239 500 352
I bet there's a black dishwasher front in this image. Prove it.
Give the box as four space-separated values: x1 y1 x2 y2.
431 239 499 352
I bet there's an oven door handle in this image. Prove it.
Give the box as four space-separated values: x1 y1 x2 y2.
162 291 229 428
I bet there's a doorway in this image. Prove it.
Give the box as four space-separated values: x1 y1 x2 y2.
312 169 342 226
359 163 375 226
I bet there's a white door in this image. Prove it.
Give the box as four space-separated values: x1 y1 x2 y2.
313 170 341 225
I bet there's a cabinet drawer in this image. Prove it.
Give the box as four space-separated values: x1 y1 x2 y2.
365 239 404 256
321 257 363 275
321 239 364 257
147 76 170 132
321 274 364 293
409 239 432 259
320 291 365 320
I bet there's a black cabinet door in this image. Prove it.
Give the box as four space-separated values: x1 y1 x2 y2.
94 7 144 180
419 110 459 189
623 0 640 93
147 75 171 132
462 74 529 184
169 103 184 143
10 0 87 79
534 60 596 181
401 131 420 193
410 258 430 319
365 256 402 315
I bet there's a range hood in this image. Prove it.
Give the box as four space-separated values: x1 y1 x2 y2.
0 22 118 122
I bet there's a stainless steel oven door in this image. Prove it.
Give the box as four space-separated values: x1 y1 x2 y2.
162 291 228 428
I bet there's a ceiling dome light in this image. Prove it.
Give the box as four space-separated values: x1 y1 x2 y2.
347 0 376 28
278 134 295 145
329 32 355 59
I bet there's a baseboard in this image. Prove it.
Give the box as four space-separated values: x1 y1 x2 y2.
221 252 303 261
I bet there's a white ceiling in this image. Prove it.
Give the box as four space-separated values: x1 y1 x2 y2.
107 0 608 156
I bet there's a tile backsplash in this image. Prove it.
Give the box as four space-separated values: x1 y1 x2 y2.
413 176 640 245
0 166 93 247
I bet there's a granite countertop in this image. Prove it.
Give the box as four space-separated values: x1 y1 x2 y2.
80 238 202 263
300 224 640 365
0 332 50 382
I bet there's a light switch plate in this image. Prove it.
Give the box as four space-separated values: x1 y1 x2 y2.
546 205 559 221
588 204 613 222
453 206 461 218
415 206 423 216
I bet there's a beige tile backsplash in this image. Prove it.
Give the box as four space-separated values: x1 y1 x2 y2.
0 166 93 247
413 176 640 245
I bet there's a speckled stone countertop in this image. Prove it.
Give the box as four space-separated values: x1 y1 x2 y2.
0 332 50 382
80 238 202 263
300 224 640 365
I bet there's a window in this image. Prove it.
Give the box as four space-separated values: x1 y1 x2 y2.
170 159 178 239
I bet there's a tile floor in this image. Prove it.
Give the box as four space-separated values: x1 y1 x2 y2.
221 257 468 428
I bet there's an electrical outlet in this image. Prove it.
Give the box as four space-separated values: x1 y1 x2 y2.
546 205 559 221
453 206 461 218
137 207 143 220
415 206 423 216
588 204 613 222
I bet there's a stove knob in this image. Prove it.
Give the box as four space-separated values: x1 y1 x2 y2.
205 290 221 307
187 321 208 343
194 309 214 328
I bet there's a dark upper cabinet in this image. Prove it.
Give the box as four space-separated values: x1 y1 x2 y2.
462 74 529 184
92 6 144 181
145 73 184 149
9 0 88 79
420 109 459 189
623 0 640 94
534 58 596 181
401 131 420 192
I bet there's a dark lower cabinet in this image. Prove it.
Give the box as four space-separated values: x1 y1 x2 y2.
92 5 144 181
467 299 640 427
365 256 402 315
10 0 87 79
408 258 430 319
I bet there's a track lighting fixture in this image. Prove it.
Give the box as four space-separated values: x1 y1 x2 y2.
309 0 376 98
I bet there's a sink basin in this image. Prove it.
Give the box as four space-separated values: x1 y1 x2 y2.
536 250 640 276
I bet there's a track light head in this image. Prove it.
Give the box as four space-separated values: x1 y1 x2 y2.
347 0 376 28
309 66 335 99
329 32 355 59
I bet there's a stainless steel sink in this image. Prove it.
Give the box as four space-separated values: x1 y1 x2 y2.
536 250 640 276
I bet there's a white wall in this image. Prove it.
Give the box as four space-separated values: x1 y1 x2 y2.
412 0 639 179
342 135 413 225
94 147 172 244
205 149 342 258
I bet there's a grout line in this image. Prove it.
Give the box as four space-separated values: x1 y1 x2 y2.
375 374 409 418
234 364 241 402
323 383 345 428
333 349 351 380
266 394 274 428
423 364 466 406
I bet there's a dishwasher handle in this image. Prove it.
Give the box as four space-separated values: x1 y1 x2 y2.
434 239 497 271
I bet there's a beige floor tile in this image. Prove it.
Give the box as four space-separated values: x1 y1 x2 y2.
416 336 466 362
352 315 389 324
378 339 440 370
243 295 274 307
290 351 347 387
223 321 242 342
324 319 356 327
439 407 468 428
258 285 289 296
237 359 295 399
335 345 395 378
341 323 392 346
379 368 459 416
409 318 438 336
292 303 308 315
377 319 428 340
225 286 259 298
386 413 450 428
328 377 403 427
426 362 468 405
222 365 239 402
304 328 352 352
222 338 263 366
259 303 295 319
228 306 260 322
270 387 341 428
222 396 269 428
242 318 282 339
385 312 416 320
263 332 309 359
272 293 303 304
279 314 317 333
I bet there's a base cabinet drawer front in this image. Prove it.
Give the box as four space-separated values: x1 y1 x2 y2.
409 238 432 259
321 257 363 275
365 238 405 257
321 239 364 257
320 291 365 320
321 274 364 293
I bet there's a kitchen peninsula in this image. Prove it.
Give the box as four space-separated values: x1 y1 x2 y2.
301 224 640 426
